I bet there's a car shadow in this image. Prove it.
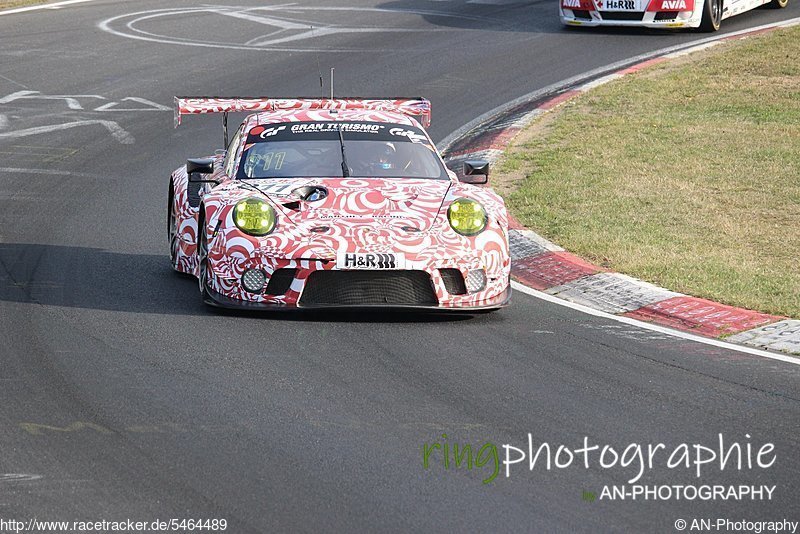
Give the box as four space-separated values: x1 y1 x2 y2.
0 243 476 322
375 0 691 36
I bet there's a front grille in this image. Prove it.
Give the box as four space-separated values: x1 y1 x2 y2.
265 268 296 296
654 10 679 19
598 10 644 19
439 268 467 296
572 9 592 18
299 270 438 306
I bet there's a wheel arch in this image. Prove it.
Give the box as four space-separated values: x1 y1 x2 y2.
168 166 199 275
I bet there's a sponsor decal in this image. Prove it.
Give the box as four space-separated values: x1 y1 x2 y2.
389 127 428 143
603 0 636 9
290 123 384 134
258 125 286 138
337 252 404 270
647 0 693 10
562 0 583 8
244 121 431 145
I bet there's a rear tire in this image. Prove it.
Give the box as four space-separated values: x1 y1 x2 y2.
699 0 722 31
767 0 788 8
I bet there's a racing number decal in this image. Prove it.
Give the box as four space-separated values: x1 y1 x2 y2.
245 151 287 175
260 151 286 171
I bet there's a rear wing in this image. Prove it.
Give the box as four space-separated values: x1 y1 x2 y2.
174 96 432 129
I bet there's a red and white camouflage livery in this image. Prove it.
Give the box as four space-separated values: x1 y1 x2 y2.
559 0 788 31
168 97 511 310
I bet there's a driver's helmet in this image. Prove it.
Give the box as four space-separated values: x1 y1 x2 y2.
376 142 398 170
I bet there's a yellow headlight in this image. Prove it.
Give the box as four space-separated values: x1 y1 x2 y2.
447 198 487 236
233 198 276 236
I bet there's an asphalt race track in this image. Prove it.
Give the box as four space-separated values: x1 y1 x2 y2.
0 1 798 531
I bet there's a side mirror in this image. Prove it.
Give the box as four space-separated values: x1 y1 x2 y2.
187 158 219 183
460 160 489 185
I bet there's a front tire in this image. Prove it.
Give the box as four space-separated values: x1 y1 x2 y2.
167 184 180 270
699 0 722 31
197 208 211 301
767 0 788 8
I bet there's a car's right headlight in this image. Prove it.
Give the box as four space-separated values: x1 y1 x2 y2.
447 198 487 236
233 197 276 236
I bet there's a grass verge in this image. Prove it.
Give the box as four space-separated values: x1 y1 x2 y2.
0 0 49 10
499 26 800 318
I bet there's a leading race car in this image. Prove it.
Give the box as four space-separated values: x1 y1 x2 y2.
168 96 511 311
559 0 788 31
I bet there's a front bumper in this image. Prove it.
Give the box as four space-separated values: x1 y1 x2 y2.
201 213 512 310
204 278 512 311
203 249 511 310
559 6 702 27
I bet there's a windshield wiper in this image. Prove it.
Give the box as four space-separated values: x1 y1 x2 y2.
235 179 269 197
336 125 350 178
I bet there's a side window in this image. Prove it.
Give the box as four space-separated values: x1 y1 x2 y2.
223 124 246 177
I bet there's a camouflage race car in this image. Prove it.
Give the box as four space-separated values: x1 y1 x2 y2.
168 96 511 310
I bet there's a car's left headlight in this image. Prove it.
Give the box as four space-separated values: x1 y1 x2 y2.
233 197 276 236
448 198 487 236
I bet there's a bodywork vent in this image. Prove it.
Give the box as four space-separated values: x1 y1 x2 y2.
299 271 437 306
439 268 467 296
265 268 296 296
598 11 644 19
187 178 202 208
654 10 679 19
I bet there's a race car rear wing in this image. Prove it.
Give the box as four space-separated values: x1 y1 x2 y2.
174 96 432 146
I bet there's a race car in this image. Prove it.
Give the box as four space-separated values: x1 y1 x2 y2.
559 0 788 30
168 96 511 311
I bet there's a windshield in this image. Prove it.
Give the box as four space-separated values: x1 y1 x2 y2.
237 121 448 180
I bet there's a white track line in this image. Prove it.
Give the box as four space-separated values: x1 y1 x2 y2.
0 0 97 16
0 120 134 144
512 282 800 366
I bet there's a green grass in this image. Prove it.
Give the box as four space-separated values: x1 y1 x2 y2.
0 0 49 9
499 27 800 318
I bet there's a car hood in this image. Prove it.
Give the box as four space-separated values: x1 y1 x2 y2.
244 177 453 232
